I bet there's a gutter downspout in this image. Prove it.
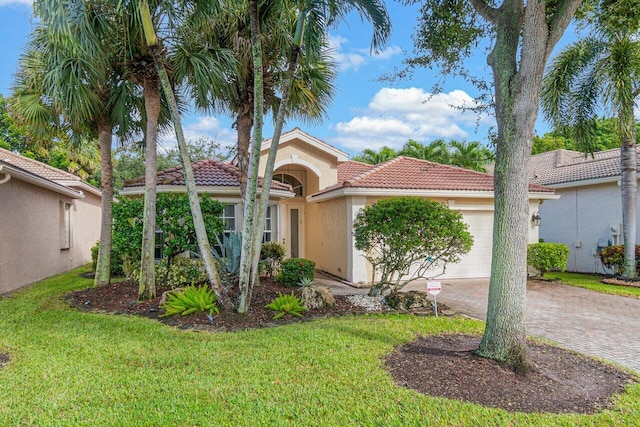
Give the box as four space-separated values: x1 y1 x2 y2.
0 166 11 184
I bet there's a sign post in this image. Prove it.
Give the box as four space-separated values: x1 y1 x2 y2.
426 281 442 317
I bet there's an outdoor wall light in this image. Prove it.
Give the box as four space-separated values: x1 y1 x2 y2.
531 211 541 227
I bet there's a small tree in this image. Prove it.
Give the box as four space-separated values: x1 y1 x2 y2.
527 243 570 278
353 197 473 296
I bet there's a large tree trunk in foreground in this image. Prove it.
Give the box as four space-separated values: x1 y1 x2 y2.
474 0 581 373
236 111 252 201
621 130 637 277
138 78 160 300
94 120 114 287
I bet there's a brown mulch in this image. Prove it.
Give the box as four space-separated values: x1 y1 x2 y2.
602 277 640 288
65 278 636 414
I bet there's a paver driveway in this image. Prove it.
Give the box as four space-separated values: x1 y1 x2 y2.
407 278 640 373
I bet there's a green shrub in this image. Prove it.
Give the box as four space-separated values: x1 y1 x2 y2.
527 242 570 278
265 292 307 319
260 241 286 277
91 241 124 276
353 197 473 295
160 285 219 317
278 258 316 287
599 245 640 275
155 258 206 288
91 242 99 271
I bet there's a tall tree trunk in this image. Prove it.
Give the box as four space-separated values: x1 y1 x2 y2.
621 127 637 277
94 120 114 287
474 0 580 373
138 77 160 300
149 46 233 310
236 110 252 201
237 0 264 313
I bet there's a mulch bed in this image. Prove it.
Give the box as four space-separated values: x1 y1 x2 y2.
65 278 636 414
602 277 640 288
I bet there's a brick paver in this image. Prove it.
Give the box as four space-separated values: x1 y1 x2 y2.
406 278 640 373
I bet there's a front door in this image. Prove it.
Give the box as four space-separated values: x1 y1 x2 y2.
285 204 304 258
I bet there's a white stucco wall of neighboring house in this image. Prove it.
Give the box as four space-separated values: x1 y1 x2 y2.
0 177 101 294
539 180 636 274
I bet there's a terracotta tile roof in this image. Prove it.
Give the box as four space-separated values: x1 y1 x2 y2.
123 159 292 192
337 160 374 182
529 148 634 185
316 156 553 196
0 147 80 182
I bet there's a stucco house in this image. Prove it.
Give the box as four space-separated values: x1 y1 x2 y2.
530 147 640 273
0 148 102 294
123 128 557 284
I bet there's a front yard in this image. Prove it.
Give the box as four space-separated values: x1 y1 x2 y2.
1 266 639 426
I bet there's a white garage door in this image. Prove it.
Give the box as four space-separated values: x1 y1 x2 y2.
439 210 493 279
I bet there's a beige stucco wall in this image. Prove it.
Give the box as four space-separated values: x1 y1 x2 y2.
305 197 348 279
0 178 101 294
260 140 339 192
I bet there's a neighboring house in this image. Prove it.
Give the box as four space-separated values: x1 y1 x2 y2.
530 148 639 273
123 128 557 284
0 148 102 294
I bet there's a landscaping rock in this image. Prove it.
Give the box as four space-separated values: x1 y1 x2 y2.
300 285 336 309
159 287 183 308
386 291 432 311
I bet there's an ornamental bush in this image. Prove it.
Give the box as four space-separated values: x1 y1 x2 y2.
260 241 286 277
353 197 473 295
527 242 570 278
278 258 316 287
599 245 640 275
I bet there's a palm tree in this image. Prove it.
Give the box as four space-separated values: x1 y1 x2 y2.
352 146 397 164
192 1 336 199
238 0 391 313
134 0 236 307
399 138 450 164
12 0 139 288
448 140 494 172
541 17 640 278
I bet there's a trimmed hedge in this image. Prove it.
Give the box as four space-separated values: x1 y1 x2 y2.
527 242 570 278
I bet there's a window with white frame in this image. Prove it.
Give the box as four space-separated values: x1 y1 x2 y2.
60 201 72 249
221 204 236 234
263 206 276 242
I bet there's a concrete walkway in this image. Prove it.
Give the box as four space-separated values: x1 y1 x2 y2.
318 272 640 373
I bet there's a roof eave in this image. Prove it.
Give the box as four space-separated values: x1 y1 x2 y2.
120 184 295 200
308 187 557 203
0 164 84 199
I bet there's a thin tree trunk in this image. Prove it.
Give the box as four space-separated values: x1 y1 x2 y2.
621 129 637 277
236 111 252 201
149 46 233 309
237 0 264 313
94 120 114 287
138 78 160 300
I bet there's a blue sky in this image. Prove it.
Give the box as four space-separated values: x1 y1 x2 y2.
0 1 577 157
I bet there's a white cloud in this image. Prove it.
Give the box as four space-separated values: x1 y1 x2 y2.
328 34 401 72
330 87 494 152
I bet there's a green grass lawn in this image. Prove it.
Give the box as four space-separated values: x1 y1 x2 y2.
545 271 640 298
1 266 639 426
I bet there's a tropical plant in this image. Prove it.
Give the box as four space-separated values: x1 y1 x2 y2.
298 277 314 287
353 197 473 295
541 8 640 278
160 285 219 317
238 0 391 314
211 231 243 277
265 292 307 319
399 138 450 164
448 140 493 172
351 146 397 164
278 258 316 287
527 243 570 278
